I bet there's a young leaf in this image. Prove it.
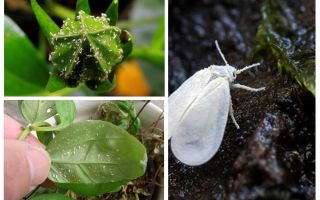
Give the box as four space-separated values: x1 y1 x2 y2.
55 100 76 128
117 100 141 134
46 120 147 196
37 131 55 146
36 122 55 145
31 0 59 45
49 11 126 90
4 16 49 96
33 100 76 132
119 30 134 62
106 0 119 26
19 100 57 124
30 193 73 200
75 0 91 17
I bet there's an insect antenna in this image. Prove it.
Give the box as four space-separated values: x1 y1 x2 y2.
236 63 260 75
214 40 229 65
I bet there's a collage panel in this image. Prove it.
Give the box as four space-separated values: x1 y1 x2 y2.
168 0 315 199
2 0 318 199
4 0 164 96
4 100 164 199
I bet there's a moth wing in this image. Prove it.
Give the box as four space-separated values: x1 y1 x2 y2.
171 77 230 166
169 68 214 139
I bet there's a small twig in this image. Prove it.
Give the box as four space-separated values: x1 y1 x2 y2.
153 162 164 181
136 133 164 143
151 111 164 133
141 114 164 134
139 180 161 186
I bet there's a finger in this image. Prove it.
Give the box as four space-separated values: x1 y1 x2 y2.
4 115 23 138
4 115 44 148
4 140 51 200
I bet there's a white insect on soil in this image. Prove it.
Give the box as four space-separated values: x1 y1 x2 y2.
169 40 265 166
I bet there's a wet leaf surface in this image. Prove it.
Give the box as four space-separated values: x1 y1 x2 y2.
47 120 147 196
30 100 76 132
19 100 56 123
54 101 77 130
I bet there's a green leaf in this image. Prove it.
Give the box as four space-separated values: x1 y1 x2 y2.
119 30 134 62
46 74 67 93
19 101 57 124
46 120 147 196
33 100 76 131
130 117 141 136
117 101 141 134
86 77 116 93
4 15 49 96
116 100 131 111
50 11 126 91
37 122 55 145
106 0 119 26
30 193 73 200
98 101 141 135
31 0 59 45
37 131 55 146
151 16 164 49
55 100 76 128
75 0 91 17
256 0 315 95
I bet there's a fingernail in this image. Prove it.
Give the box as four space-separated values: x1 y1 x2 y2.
27 146 51 187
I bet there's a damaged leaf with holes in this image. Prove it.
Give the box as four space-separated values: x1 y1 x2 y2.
31 0 133 93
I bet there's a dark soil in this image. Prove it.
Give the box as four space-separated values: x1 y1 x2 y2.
169 0 315 199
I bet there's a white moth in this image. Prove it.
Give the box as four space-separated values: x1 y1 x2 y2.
169 40 265 166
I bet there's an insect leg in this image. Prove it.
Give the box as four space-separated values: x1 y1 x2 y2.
229 100 240 129
232 83 265 92
214 40 229 65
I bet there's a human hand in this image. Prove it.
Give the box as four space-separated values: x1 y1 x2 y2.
4 115 51 200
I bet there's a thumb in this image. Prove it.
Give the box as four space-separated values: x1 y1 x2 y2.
4 140 51 200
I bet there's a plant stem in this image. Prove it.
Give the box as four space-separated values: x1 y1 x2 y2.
18 127 31 141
